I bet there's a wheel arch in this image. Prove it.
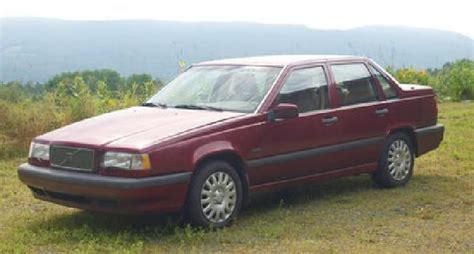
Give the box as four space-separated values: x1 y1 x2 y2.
191 150 250 207
388 126 418 156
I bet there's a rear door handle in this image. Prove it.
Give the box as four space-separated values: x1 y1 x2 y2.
375 108 389 116
322 116 339 125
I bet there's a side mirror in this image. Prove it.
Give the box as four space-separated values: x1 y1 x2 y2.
268 103 299 122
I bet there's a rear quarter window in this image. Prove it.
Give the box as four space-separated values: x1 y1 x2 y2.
368 65 398 99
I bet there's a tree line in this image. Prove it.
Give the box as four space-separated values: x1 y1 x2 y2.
386 59 473 101
0 70 162 158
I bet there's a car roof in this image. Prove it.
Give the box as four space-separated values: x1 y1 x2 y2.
195 55 368 67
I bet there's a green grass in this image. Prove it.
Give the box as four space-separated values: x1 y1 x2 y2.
1 102 473 253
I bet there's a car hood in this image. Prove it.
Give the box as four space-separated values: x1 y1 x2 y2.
37 106 244 150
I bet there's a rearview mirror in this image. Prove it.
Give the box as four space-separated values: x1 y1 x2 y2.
268 103 299 122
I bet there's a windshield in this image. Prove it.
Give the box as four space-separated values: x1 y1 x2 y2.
146 65 282 113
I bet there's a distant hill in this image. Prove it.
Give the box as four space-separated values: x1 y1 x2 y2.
1 18 473 82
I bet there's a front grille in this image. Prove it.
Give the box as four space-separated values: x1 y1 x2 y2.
50 145 95 171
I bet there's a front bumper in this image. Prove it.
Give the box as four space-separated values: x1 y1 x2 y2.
415 124 445 156
17 163 191 214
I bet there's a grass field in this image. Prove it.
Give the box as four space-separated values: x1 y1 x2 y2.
0 102 473 253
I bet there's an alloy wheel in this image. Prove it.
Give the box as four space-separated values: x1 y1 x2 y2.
387 139 412 181
200 171 237 223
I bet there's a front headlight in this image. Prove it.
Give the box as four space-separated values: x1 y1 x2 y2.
102 152 151 170
28 142 50 161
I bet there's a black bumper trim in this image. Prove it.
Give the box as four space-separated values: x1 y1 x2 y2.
414 124 445 136
18 163 191 189
414 124 444 156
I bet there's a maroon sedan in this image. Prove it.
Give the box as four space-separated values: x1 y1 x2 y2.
18 55 444 228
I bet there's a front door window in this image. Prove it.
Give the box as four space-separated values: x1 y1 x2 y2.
275 66 329 113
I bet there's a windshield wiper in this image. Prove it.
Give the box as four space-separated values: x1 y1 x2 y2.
141 102 167 108
174 104 223 112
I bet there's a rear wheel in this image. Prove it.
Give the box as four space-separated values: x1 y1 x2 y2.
186 161 242 228
372 132 414 188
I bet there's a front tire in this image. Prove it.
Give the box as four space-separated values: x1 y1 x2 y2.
372 132 414 188
186 161 243 228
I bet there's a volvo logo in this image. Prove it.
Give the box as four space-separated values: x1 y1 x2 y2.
56 150 79 166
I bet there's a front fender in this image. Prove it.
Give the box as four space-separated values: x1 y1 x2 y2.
192 141 241 166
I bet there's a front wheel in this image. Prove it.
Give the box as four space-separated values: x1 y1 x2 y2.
186 161 243 228
372 132 415 188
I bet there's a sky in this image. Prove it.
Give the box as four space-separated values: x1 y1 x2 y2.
1 0 473 38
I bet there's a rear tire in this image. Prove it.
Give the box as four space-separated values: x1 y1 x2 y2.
372 132 414 188
186 161 243 228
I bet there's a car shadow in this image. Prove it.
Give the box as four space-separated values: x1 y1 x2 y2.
241 174 375 216
25 173 454 239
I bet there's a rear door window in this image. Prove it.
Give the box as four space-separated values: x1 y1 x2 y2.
331 63 379 106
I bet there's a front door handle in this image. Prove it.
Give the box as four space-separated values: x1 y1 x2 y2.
322 116 339 125
375 108 389 116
